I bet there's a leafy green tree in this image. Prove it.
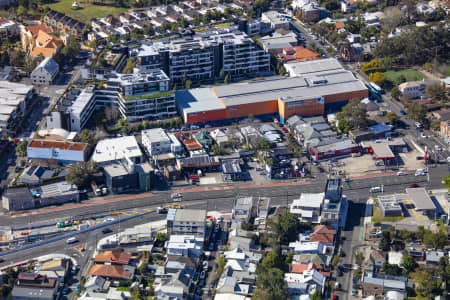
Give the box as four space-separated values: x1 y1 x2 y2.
261 249 285 271
16 141 27 157
395 74 407 85
430 119 441 131
65 161 98 187
253 268 288 300
61 39 80 61
390 86 401 99
123 58 136 74
414 269 442 299
382 262 402 276
401 254 418 274
78 129 95 146
424 231 447 249
355 252 365 266
379 230 391 251
311 290 323 300
426 83 448 102
443 175 450 190
385 112 399 125
406 103 427 123
16 5 26 17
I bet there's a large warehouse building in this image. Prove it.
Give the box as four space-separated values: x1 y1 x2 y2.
176 58 368 124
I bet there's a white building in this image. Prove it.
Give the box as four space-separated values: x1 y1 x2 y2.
209 128 229 147
165 234 204 258
285 270 326 296
261 11 290 30
69 86 96 131
91 136 143 165
290 193 324 223
141 128 183 156
31 57 59 85
167 208 207 237
27 139 88 163
0 81 34 134
398 80 427 98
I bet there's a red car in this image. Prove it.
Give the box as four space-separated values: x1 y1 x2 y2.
282 127 288 133
409 183 419 188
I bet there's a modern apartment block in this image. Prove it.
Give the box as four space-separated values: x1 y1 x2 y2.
111 69 177 122
68 69 176 130
133 28 270 85
166 209 207 237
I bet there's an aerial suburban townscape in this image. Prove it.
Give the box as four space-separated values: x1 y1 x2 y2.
0 0 448 299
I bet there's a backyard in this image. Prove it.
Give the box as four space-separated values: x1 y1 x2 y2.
384 69 425 83
46 0 128 24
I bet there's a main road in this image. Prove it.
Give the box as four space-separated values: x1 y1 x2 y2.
0 165 447 266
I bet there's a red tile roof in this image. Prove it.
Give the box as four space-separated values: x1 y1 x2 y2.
29 140 88 151
278 46 321 63
309 225 336 243
88 264 131 279
291 263 324 274
94 251 131 265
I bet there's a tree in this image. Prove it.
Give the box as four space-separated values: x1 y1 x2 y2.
211 144 226 155
382 262 402 276
430 120 441 131
255 138 271 152
337 99 368 130
78 129 95 146
311 290 323 300
331 255 341 267
424 231 447 249
395 74 407 85
219 68 225 80
65 161 98 187
369 72 385 86
385 112 399 125
216 255 226 278
426 83 448 102
443 175 450 190
269 213 311 245
16 5 26 17
379 230 391 251
185 79 192 89
253 268 288 300
414 269 442 299
261 249 285 271
406 103 427 123
355 252 365 266
381 7 405 33
16 141 27 157
61 39 80 61
401 254 418 274
390 86 401 99
123 58 136 74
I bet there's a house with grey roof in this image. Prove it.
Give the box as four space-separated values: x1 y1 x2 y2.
425 251 444 264
361 272 407 297
31 57 59 85
154 270 191 300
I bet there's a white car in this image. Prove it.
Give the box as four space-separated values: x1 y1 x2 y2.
420 133 427 138
397 171 407 176
171 193 182 199
370 186 382 193
415 169 426 176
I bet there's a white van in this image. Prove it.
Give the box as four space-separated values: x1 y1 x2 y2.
370 186 382 193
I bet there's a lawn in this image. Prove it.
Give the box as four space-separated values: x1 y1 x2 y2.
46 0 128 24
384 69 426 83
372 200 404 223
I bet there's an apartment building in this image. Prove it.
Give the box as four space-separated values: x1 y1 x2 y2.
133 28 270 85
113 69 177 121
69 69 176 130
141 128 182 156
167 209 207 237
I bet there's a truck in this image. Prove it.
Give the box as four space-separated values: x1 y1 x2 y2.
56 220 73 228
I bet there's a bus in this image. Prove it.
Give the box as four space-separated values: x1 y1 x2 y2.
369 82 384 94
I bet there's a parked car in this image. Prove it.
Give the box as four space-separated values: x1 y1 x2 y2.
435 145 442 151
102 228 112 234
76 284 81 292
399 110 406 115
420 132 427 138
397 171 407 176
370 186 382 193
409 183 419 188
344 177 352 182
